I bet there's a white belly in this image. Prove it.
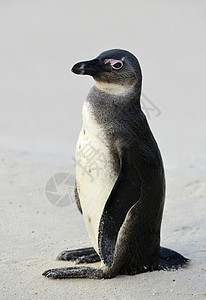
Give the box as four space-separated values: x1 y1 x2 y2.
75 101 118 254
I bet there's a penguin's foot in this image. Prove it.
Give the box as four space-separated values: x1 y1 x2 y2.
75 253 101 264
56 247 101 264
42 266 103 279
159 246 189 270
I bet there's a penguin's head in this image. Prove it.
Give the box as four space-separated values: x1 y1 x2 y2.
72 49 142 94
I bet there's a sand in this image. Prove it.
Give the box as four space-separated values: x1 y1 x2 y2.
0 150 205 299
0 1 206 299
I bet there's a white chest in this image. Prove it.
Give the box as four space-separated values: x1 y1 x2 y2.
75 101 117 253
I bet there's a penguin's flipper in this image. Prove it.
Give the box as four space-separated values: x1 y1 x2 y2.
159 247 189 269
98 156 141 268
57 247 100 264
42 266 103 279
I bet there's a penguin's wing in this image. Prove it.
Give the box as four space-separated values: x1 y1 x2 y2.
98 152 141 267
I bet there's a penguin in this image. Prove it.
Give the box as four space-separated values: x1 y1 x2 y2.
43 49 188 279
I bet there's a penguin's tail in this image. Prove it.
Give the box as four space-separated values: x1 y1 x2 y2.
159 246 189 270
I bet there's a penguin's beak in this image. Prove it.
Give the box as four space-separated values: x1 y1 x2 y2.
72 59 109 76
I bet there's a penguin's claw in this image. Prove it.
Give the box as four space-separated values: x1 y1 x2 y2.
42 269 60 279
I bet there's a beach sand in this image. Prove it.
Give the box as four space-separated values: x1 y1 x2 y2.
0 1 206 299
1 150 205 299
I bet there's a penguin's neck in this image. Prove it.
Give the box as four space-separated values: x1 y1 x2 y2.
86 84 142 128
94 80 136 96
87 83 141 109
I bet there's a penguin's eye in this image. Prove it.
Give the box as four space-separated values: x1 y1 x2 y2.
104 59 124 70
111 61 123 70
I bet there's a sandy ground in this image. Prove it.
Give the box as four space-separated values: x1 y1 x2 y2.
0 150 206 300
0 1 206 299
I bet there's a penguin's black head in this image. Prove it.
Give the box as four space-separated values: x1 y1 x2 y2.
72 49 142 94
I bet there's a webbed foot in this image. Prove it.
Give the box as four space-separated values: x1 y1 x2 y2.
42 266 103 279
56 247 101 264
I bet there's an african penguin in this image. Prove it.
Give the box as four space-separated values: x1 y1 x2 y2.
43 49 189 279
